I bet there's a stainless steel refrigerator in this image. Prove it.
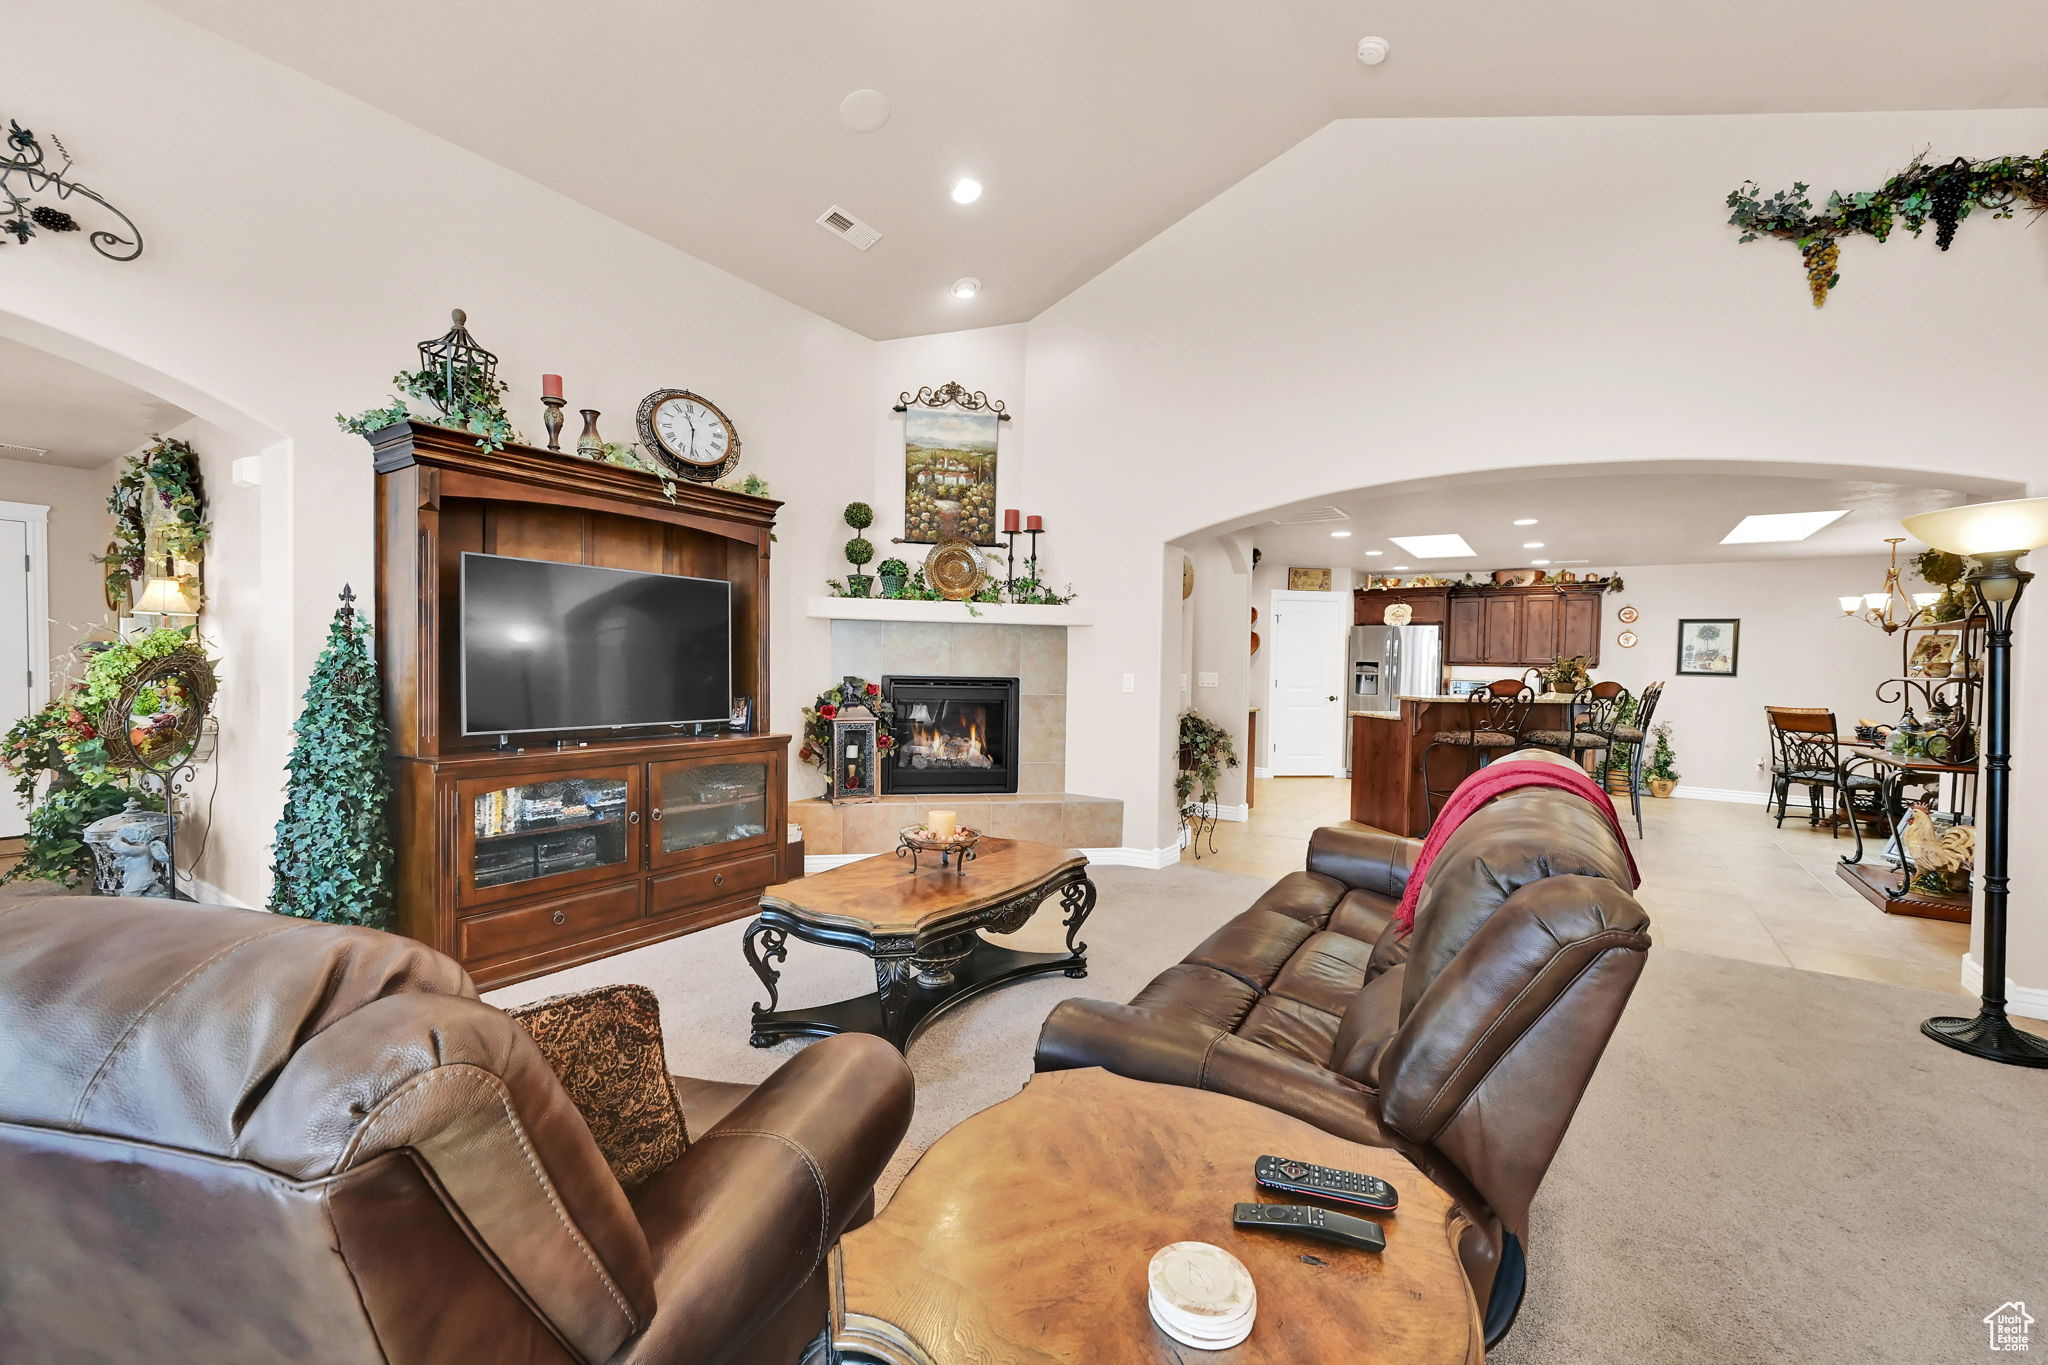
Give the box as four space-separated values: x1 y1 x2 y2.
1349 624 1445 709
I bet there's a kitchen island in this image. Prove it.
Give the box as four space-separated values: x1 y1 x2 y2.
1350 694 1580 838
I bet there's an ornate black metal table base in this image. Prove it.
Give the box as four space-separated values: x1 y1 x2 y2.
744 874 1095 1053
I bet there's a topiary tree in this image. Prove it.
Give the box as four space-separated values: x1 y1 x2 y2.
843 501 874 531
271 587 394 927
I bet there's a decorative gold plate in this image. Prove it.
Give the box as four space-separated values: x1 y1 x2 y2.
1617 604 1640 624
925 539 986 601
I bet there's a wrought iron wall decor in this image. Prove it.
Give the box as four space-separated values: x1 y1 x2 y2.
1 118 143 260
891 381 1013 420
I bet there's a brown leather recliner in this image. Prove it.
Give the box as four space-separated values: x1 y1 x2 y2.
1034 748 1650 1346
0 885 914 1365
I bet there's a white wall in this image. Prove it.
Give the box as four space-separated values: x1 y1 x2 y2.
7 0 875 896
1023 109 2048 863
1 459 116 675
1596 557 1903 796
1174 539 1253 807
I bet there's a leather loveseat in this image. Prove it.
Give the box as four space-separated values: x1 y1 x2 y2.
1034 748 1651 1345
0 886 913 1365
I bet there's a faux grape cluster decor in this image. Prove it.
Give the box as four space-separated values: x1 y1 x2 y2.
1727 149 2048 306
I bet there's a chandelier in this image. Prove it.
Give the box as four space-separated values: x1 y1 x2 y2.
1839 537 1938 634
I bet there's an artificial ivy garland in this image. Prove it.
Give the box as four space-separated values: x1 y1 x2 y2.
101 435 209 606
337 363 517 454
1728 149 2048 306
797 678 896 777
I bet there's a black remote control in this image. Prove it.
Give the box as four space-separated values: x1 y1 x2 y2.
1255 1154 1398 1212
1232 1202 1387 1253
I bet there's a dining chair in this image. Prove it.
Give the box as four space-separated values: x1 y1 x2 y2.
1605 681 1664 838
1764 706 1881 835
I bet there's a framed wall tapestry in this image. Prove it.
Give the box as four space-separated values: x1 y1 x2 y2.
1676 618 1740 676
902 407 999 546
1288 567 1333 591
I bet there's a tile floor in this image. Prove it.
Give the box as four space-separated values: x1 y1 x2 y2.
1188 776 2042 1025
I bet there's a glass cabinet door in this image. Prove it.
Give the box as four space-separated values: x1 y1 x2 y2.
460 768 638 905
652 759 772 866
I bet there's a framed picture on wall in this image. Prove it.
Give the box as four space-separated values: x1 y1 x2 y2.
1287 567 1333 591
1676 618 1740 676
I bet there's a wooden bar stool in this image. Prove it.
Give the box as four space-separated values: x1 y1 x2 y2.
1420 681 1536 824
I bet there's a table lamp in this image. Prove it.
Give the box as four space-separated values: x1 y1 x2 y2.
132 574 192 622
1900 495 2048 1067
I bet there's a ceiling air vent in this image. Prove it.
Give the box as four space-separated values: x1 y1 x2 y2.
816 205 883 251
0 440 50 459
1271 506 1350 526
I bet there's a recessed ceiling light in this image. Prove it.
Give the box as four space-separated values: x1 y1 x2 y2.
837 89 892 133
951 178 983 204
950 277 981 299
1330 530 1352 538
1513 518 1539 526
1719 510 1849 544
1531 559 1551 566
1390 565 1410 571
1522 541 1545 549
1388 533 1476 559
1364 550 1383 556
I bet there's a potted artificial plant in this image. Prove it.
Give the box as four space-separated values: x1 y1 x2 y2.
1603 692 1639 795
1541 654 1591 695
1646 721 1679 798
876 557 909 598
841 501 876 599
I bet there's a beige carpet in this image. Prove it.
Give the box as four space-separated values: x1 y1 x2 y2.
488 864 2048 1361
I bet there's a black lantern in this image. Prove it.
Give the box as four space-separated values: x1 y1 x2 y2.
416 309 500 420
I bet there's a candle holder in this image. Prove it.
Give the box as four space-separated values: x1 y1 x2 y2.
541 396 566 451
1003 528 1020 590
1025 528 1042 582
896 824 981 875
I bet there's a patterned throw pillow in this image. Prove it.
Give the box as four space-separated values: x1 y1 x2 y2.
507 983 688 1190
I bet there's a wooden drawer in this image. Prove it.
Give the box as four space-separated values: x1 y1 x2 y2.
649 851 778 917
458 881 644 965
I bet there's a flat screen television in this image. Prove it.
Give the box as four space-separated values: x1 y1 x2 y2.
460 552 732 736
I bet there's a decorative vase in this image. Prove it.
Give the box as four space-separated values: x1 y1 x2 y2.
1605 768 1632 796
878 571 906 598
843 573 873 599
1648 777 1678 799
575 409 603 461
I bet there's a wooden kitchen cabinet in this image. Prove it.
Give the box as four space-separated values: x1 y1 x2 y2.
1353 585 1449 626
1438 584 1608 668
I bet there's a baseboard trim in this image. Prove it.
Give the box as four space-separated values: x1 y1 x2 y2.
181 874 251 908
805 843 1183 876
1671 785 1769 806
1198 802 1249 823
1961 954 2048 1018
1253 767 1272 781
1084 843 1184 870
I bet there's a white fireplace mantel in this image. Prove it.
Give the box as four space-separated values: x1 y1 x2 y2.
804 596 1093 626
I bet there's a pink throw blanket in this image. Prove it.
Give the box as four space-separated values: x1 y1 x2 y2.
1392 760 1641 935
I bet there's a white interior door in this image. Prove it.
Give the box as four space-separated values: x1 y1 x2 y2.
0 516 35 838
1268 591 1349 776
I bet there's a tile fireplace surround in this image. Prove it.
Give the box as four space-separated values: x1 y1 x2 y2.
792 619 1123 860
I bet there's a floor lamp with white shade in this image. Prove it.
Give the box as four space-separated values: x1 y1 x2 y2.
1901 496 2048 1067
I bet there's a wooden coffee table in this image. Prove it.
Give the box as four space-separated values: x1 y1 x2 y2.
831 1068 1482 1363
742 838 1096 1052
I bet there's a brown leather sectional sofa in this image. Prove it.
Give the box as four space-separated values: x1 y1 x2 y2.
0 884 912 1365
1035 748 1652 1345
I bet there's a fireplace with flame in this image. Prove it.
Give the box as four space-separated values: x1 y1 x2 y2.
882 675 1021 795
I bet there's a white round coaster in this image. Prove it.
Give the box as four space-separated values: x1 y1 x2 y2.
1147 1242 1256 1349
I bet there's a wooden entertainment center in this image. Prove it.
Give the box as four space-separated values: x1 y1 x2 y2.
371 421 788 988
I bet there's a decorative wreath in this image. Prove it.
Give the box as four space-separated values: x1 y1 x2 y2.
798 677 896 776
100 435 209 608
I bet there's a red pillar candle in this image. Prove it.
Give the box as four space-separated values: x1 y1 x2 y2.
1004 508 1021 533
1026 514 1043 532
541 373 563 399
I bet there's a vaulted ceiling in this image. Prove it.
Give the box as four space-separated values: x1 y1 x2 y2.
149 0 2048 338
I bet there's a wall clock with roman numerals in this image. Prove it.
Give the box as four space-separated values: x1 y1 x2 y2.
636 388 742 483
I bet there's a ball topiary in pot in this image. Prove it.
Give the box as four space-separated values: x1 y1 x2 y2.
839 502 878 598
